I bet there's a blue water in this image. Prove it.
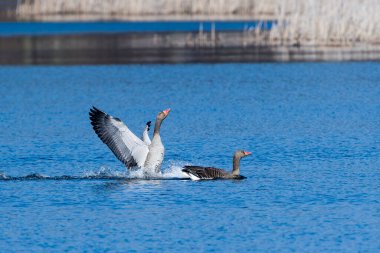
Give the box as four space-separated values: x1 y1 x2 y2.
0 21 274 36
1 63 380 252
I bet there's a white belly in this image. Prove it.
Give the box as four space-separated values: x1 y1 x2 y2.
144 135 164 173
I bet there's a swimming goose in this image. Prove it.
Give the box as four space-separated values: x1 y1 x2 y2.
89 107 170 172
182 150 251 180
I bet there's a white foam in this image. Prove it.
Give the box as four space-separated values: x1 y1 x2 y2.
83 161 190 180
83 166 129 178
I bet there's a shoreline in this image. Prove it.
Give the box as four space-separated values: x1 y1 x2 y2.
1 32 380 65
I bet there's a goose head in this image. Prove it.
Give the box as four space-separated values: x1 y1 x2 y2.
157 108 171 121
232 150 251 176
234 150 252 159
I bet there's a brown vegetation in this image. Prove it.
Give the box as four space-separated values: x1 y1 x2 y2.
5 0 380 47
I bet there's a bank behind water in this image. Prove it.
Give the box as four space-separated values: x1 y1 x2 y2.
1 21 380 64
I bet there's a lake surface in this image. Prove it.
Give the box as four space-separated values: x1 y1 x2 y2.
1 63 380 252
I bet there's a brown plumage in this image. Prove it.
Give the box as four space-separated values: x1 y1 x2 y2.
182 150 251 180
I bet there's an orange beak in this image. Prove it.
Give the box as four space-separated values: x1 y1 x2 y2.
163 108 171 116
244 151 252 156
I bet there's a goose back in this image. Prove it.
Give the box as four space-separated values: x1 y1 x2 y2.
182 166 233 180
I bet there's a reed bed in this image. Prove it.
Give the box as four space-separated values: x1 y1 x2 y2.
14 0 380 47
267 0 380 46
15 0 279 19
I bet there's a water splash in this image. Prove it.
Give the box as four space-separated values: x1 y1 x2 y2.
0 162 190 181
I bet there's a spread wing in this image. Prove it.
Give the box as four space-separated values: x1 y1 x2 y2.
182 166 229 179
89 106 149 168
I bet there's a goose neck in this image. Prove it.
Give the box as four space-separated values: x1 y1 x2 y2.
153 118 162 135
232 156 241 175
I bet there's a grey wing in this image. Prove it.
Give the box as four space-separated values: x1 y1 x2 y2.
183 166 228 179
89 107 149 168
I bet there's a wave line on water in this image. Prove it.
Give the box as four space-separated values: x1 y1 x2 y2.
0 163 189 181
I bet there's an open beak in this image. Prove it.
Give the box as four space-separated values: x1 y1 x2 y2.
244 151 252 156
163 108 171 116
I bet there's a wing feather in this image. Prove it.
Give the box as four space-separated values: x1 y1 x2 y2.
89 107 149 168
183 166 229 179
141 121 152 145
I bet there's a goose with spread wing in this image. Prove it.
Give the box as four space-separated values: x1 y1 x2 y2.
89 107 170 173
182 150 251 180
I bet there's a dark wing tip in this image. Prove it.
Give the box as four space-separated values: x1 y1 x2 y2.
146 121 152 131
90 105 99 111
89 106 107 120
89 106 105 113
89 106 101 117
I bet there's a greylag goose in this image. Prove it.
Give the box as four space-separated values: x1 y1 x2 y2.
182 150 251 180
89 107 170 173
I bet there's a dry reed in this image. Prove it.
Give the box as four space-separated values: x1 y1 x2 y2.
14 0 380 47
